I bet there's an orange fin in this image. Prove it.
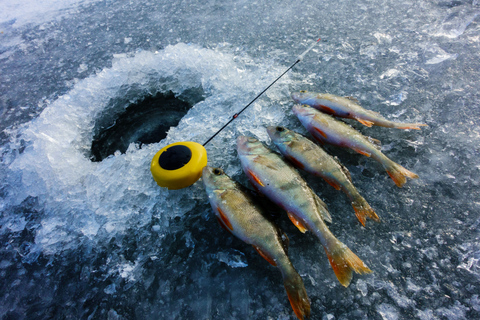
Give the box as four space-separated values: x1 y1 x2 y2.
288 212 308 233
352 199 380 227
287 155 305 170
314 127 328 139
324 245 372 287
325 178 341 190
216 216 231 233
284 273 311 320
352 147 371 157
217 207 233 231
385 162 419 187
319 105 336 114
356 118 374 127
253 245 276 266
247 169 265 187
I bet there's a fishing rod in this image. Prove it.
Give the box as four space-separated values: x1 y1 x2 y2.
150 38 321 190
202 38 321 146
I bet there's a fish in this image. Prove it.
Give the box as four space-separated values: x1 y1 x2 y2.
291 91 427 130
266 125 379 227
202 166 311 320
293 104 419 187
236 136 372 287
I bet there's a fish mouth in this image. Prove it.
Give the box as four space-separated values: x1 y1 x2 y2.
266 126 277 138
236 135 249 153
266 125 287 141
202 166 214 185
291 92 300 102
291 91 311 102
236 135 248 146
202 165 213 177
236 135 260 154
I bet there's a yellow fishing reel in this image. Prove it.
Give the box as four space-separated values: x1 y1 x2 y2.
150 141 207 190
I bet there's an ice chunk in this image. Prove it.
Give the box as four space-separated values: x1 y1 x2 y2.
424 44 458 64
215 249 248 268
434 8 479 38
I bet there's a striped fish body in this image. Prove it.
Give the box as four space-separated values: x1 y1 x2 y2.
236 136 333 236
202 166 310 320
291 91 427 130
267 126 379 226
293 104 419 187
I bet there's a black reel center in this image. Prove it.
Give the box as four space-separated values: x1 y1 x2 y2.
158 145 192 170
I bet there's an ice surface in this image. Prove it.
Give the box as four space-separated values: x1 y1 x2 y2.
1 0 480 319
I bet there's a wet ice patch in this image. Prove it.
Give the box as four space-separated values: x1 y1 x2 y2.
1 0 102 28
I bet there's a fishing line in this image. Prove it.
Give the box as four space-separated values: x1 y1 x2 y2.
151 38 321 190
202 38 321 146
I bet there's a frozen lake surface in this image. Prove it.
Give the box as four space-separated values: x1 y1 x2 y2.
1 0 480 319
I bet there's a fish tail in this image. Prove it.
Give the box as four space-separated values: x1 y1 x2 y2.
393 122 428 130
384 159 419 187
324 243 372 287
351 197 380 227
282 269 311 320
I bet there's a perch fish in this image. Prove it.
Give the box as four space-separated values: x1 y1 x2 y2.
202 166 310 320
293 104 419 187
291 91 427 130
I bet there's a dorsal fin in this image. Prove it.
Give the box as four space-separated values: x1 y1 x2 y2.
367 136 382 149
334 156 352 182
314 194 332 223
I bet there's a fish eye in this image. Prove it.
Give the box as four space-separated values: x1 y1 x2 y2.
300 90 307 93
275 126 285 132
212 168 223 175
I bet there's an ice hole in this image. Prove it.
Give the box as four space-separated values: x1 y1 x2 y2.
90 88 203 162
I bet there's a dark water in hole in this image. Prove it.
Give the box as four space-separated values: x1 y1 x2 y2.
90 92 193 162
